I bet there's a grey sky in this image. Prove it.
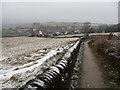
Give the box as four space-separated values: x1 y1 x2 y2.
2 2 118 24
118 1 120 23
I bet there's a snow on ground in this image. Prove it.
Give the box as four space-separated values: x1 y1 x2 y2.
0 48 63 88
89 32 120 36
0 37 78 89
2 37 78 58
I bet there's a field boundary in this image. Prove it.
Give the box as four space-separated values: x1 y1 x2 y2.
19 38 83 89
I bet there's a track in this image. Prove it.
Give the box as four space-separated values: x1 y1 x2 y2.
79 41 108 88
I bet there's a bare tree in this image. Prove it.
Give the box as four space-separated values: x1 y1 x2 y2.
81 22 91 36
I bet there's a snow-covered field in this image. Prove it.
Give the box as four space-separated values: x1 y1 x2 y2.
2 37 77 58
0 37 78 89
89 32 120 36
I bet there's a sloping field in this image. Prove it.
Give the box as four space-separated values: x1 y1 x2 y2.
2 37 77 58
55 32 119 38
0 37 78 88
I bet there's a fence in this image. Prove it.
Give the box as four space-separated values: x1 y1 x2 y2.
19 38 83 90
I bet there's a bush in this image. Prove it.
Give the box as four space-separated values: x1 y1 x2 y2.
93 39 110 52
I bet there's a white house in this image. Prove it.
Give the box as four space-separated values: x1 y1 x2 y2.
39 30 43 35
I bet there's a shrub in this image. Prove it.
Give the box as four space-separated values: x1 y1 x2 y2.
93 39 110 52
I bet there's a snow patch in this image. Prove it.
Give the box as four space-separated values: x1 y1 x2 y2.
0 48 64 83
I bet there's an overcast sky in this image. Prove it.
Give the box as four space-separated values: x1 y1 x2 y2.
2 2 118 24
118 1 120 23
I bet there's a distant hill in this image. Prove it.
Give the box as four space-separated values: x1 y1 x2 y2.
2 29 28 37
2 22 117 37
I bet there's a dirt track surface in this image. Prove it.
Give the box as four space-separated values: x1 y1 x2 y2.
79 41 108 88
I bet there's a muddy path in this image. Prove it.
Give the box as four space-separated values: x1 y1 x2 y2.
78 41 108 88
